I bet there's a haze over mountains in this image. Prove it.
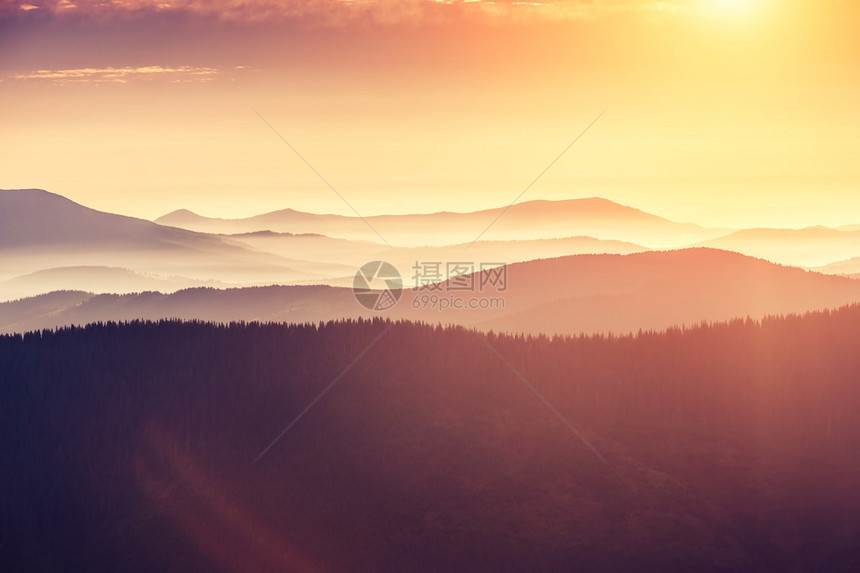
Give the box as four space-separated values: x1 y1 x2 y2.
223 232 649 287
0 189 661 300
697 227 860 268
446 248 860 335
4 188 860 330
813 257 860 278
6 249 860 337
0 189 323 294
156 197 722 248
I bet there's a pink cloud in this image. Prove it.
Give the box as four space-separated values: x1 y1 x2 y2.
8 64 240 84
1 0 692 24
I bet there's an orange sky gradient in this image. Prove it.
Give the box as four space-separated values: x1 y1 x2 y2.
1 0 858 228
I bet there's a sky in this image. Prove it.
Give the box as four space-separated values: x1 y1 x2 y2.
1 0 859 228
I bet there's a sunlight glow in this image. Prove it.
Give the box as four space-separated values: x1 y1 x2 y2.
704 0 754 17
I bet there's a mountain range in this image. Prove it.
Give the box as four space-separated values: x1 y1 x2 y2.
0 189 322 291
697 226 860 268
156 197 722 248
0 189 659 299
4 188 860 329
6 249 860 337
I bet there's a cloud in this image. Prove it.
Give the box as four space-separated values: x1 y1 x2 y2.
4 0 855 27
8 64 233 84
1 0 691 24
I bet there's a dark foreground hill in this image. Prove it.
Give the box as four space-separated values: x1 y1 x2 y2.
2 311 860 572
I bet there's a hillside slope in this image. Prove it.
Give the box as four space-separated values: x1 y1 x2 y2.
4 249 860 336
2 313 859 571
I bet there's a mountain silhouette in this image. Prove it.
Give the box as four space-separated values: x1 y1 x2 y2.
461 248 860 335
0 189 349 298
6 249 860 336
697 226 860 267
157 197 723 247
1 190 657 300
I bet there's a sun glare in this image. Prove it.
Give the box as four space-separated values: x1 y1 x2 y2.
705 0 754 17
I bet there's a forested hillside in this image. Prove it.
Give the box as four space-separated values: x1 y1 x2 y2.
2 311 859 572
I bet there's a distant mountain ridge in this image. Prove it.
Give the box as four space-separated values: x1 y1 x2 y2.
5 188 860 307
156 197 722 247
6 249 860 336
0 189 658 300
697 226 860 267
0 266 229 301
0 189 196 248
0 189 349 302
0 189 346 263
